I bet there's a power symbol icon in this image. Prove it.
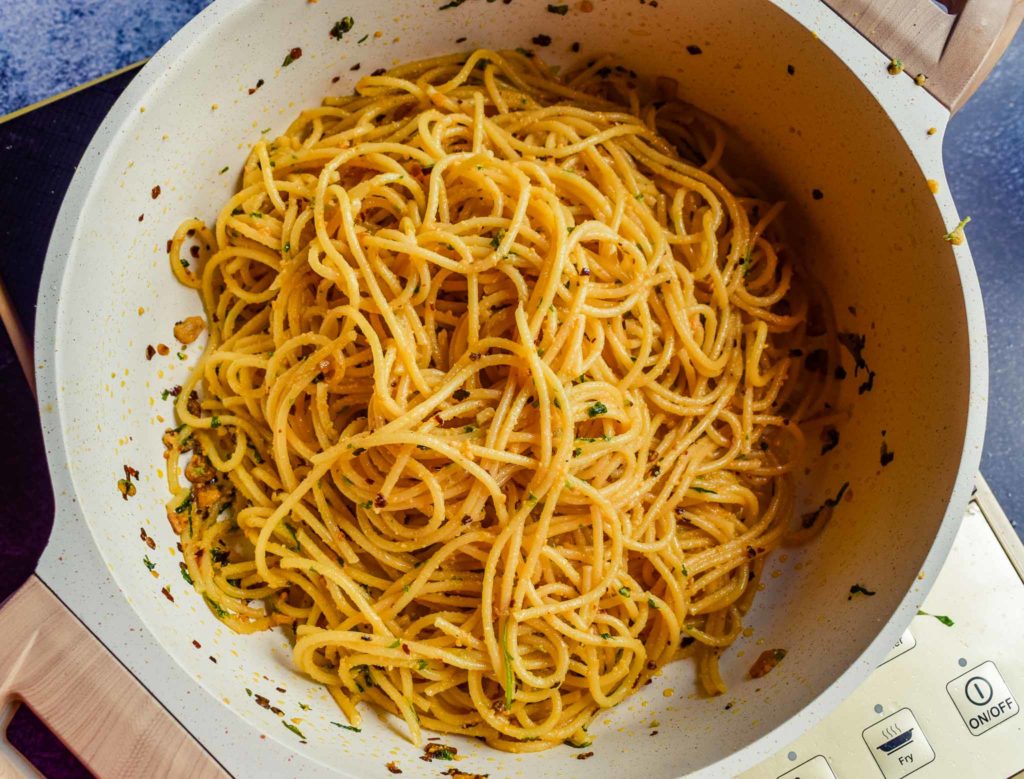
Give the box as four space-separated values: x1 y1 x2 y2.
965 676 993 706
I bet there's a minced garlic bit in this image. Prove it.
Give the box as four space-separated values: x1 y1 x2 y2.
886 58 903 75
914 73 927 86
943 216 971 245
926 179 940 194
927 127 937 136
174 316 206 345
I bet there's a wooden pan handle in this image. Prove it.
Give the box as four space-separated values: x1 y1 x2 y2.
0 576 227 778
824 0 1024 111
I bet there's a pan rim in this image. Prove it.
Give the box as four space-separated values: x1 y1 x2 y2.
31 0 988 776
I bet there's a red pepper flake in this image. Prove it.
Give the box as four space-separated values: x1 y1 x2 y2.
140 528 157 549
455 36 467 43
575 752 594 760
371 67 386 76
686 44 703 55
190 245 200 259
156 344 170 356
386 762 402 775
532 34 552 46
209 655 218 663
283 47 303 67
248 78 265 95
192 639 201 648
571 41 580 53
749 648 786 678
350 63 361 71
138 213 144 222
331 75 340 83
166 239 173 253
161 585 174 602
151 185 161 199
146 344 156 360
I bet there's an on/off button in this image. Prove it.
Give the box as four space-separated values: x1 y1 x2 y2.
946 661 1019 736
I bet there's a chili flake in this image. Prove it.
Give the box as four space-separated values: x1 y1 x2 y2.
749 648 786 678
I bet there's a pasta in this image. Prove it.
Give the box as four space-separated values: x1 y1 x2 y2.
162 49 836 752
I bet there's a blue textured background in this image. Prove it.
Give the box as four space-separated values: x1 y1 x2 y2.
0 0 213 114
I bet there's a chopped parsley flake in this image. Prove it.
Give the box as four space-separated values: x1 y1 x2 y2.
548 3 569 13
943 216 971 245
332 722 361 732
618 586 631 597
587 401 608 417
143 555 156 571
282 721 306 739
204 596 229 618
330 17 355 39
917 609 954 627
565 738 592 748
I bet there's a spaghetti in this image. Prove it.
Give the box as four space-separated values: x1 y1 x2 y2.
162 49 835 752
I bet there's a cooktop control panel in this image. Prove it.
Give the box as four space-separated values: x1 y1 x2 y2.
745 479 1024 779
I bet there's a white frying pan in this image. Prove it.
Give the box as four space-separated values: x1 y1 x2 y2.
3 0 1019 776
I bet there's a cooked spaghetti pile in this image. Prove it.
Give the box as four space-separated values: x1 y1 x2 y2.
162 49 835 751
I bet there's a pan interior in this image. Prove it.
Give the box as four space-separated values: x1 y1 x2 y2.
44 1 971 776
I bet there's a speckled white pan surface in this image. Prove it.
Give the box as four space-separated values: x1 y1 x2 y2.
35 0 986 777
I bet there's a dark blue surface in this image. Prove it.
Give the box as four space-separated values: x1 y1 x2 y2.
944 30 1024 532
0 0 213 115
